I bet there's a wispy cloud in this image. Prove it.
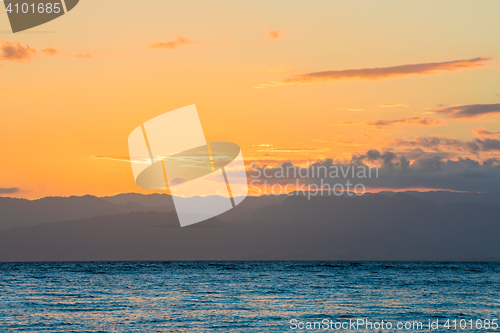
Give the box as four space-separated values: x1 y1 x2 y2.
148 36 199 49
340 108 364 112
0 187 20 195
41 46 62 56
393 133 500 155
255 57 491 88
436 103 500 119
92 155 131 163
379 103 410 108
338 117 444 128
257 147 329 153
334 140 366 147
74 51 94 59
367 117 444 127
394 136 479 153
472 127 500 139
0 40 95 65
0 40 37 63
252 144 274 147
268 30 284 39
335 121 361 126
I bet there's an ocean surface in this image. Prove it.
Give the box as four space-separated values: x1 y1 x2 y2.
1 261 499 332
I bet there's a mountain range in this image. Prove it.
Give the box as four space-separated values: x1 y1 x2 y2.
0 191 499 261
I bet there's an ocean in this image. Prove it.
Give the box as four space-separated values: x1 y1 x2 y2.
1 261 499 332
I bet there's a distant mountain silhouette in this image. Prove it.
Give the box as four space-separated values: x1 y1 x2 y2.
1 193 499 261
101 193 176 207
0 193 286 230
374 190 500 206
102 191 500 208
101 192 286 212
0 195 170 230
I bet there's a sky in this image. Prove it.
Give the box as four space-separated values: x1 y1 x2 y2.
1 0 500 199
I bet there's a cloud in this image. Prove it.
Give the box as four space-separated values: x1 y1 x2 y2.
340 108 364 112
475 138 500 152
351 150 500 192
379 103 410 108
436 103 500 119
334 140 366 147
0 40 37 63
74 51 94 59
148 36 199 49
394 136 480 154
472 127 500 139
0 187 20 195
41 46 62 56
248 150 500 193
257 148 330 153
268 30 284 39
338 117 444 128
92 155 131 163
393 134 500 155
0 41 93 65
367 117 444 127
255 57 491 88
334 121 362 126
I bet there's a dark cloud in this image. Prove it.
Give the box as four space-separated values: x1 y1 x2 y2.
0 187 20 195
392 148 458 161
476 138 500 151
355 149 403 169
436 103 500 119
255 57 491 88
393 135 500 155
248 150 500 193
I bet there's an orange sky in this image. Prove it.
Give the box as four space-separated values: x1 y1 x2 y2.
1 0 500 198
